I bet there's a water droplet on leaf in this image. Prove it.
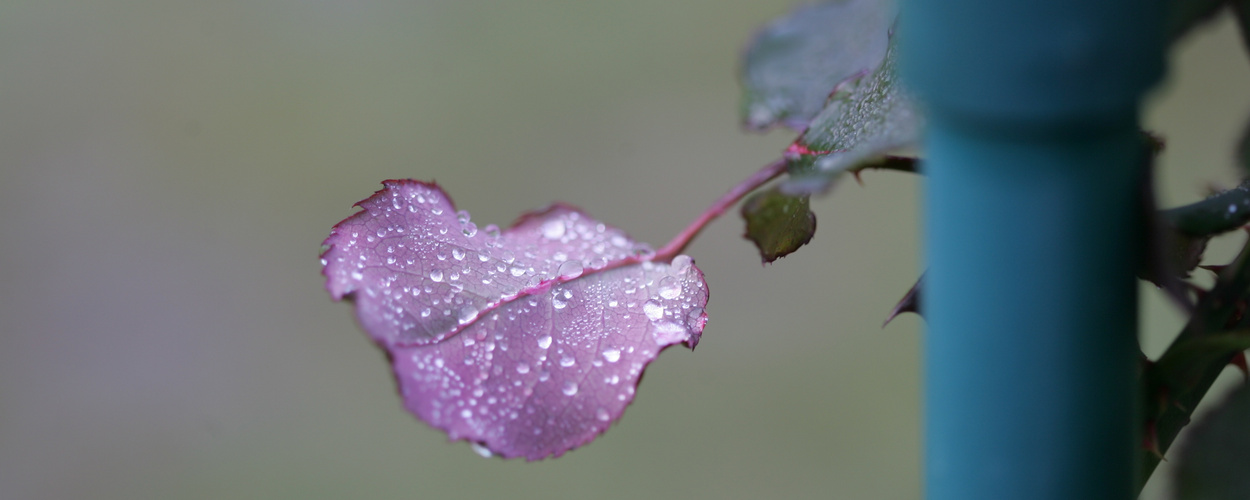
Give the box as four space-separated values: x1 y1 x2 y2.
643 300 665 320
541 220 565 239
557 261 583 279
658 276 681 299
458 306 479 325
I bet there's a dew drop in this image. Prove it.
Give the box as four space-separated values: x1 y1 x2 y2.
463 222 478 238
432 207 444 215
596 408 611 422
541 219 566 239
421 308 431 318
430 269 444 282
509 266 526 277
458 306 479 325
452 248 465 261
652 321 687 344
552 296 567 310
643 300 665 320
560 356 575 367
557 260 583 279
516 362 530 374
669 254 693 275
685 306 706 330
658 276 682 299
538 335 552 349
562 381 579 396
602 349 621 363
470 442 494 458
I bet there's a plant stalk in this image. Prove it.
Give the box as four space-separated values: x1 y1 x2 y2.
652 158 788 262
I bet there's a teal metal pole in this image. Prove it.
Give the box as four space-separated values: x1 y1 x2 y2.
900 2 1165 499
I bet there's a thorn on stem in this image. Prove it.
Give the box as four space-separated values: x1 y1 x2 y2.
1200 264 1227 275
1143 420 1165 460
1231 351 1249 381
883 274 923 327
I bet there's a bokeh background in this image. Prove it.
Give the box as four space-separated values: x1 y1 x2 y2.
1 1 1248 499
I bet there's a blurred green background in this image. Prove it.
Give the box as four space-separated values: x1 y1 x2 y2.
0 1 1247 499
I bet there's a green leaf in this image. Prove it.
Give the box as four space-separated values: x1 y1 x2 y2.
1162 179 1250 237
740 188 817 263
1140 243 1250 488
1176 382 1250 500
781 37 922 195
739 0 894 132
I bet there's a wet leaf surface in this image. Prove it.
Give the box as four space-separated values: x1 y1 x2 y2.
782 37 922 195
322 180 709 459
739 0 894 131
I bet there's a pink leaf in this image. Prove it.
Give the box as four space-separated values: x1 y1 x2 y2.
321 180 709 460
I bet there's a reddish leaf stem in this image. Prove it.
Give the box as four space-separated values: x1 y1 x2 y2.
652 158 788 262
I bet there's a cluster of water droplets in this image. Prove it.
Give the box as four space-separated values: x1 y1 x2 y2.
324 181 658 348
394 251 707 458
780 38 920 195
324 180 709 459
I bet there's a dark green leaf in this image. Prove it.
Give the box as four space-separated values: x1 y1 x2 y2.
740 188 816 263
1140 244 1250 488
1176 382 1250 500
781 37 922 195
1162 179 1250 237
739 0 894 131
